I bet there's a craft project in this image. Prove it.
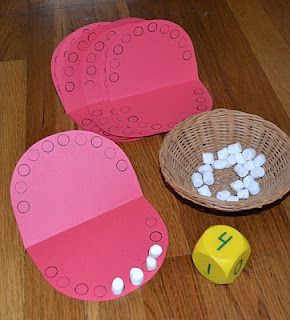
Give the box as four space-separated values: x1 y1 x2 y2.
10 131 168 301
51 18 213 140
52 19 144 142
51 22 102 99
91 19 213 137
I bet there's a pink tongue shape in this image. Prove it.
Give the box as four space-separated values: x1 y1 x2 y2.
91 19 212 138
10 131 168 301
51 19 145 142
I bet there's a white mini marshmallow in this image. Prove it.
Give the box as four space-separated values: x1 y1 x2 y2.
248 181 260 195
228 142 242 155
243 160 255 171
191 172 203 188
237 189 250 199
198 164 213 173
130 268 144 286
242 148 256 161
224 159 232 168
227 154 237 166
203 171 214 186
202 152 214 165
217 147 229 160
230 180 244 192
235 152 246 164
112 277 125 295
216 190 231 201
253 154 266 167
149 244 163 258
226 196 239 202
213 159 227 170
146 256 157 271
234 164 249 177
250 167 265 179
243 175 255 189
197 185 212 197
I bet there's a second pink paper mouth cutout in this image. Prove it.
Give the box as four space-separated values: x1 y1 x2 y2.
89 19 212 138
52 19 145 142
51 22 119 140
69 18 145 141
10 131 168 301
51 22 102 98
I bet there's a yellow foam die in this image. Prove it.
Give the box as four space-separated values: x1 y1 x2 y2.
192 225 251 284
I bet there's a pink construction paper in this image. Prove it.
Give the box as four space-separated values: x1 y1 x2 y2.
51 22 101 97
90 19 212 137
80 19 145 107
56 19 142 111
51 22 119 140
52 19 144 142
10 131 168 301
52 19 213 140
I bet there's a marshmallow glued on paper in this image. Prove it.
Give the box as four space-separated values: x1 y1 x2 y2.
112 277 125 295
149 245 163 259
130 268 144 286
146 256 157 271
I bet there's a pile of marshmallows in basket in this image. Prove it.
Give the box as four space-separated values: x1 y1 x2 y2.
191 142 266 201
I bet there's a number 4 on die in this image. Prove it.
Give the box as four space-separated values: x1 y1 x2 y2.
192 225 251 284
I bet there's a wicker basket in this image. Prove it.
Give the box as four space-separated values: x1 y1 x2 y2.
159 108 290 212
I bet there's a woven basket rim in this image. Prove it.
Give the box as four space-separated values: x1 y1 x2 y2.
159 108 290 212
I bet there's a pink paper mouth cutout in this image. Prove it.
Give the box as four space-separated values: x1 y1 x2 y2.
51 22 103 99
10 130 168 301
90 19 212 137
51 19 213 140
51 19 145 142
